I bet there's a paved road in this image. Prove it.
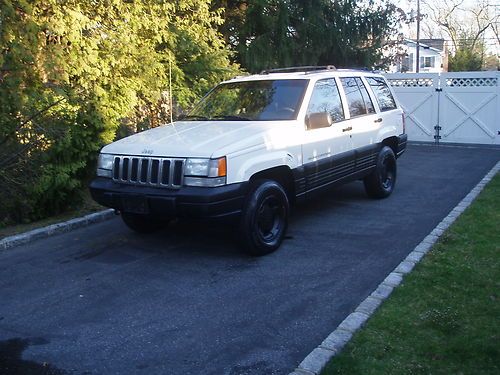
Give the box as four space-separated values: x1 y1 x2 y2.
0 144 498 375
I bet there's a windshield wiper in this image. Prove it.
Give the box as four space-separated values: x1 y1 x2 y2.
211 115 251 121
180 115 209 121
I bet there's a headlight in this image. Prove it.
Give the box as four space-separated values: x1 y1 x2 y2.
185 158 210 176
184 157 226 187
97 153 114 178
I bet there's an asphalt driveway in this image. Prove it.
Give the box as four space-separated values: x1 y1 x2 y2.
0 144 498 375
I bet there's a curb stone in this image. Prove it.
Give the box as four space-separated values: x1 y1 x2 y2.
289 160 500 375
0 209 115 251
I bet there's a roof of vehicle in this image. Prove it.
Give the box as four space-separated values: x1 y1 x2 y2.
225 66 385 84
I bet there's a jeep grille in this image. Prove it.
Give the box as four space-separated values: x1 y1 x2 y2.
112 156 185 188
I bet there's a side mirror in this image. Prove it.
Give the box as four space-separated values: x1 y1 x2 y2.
306 112 333 130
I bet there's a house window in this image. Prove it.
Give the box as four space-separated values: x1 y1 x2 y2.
420 56 435 68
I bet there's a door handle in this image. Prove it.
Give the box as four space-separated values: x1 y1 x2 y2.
374 118 383 123
342 126 352 132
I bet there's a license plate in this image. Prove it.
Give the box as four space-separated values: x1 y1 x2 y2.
122 195 149 214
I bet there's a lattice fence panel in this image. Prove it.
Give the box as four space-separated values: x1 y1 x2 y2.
445 77 497 87
387 78 435 88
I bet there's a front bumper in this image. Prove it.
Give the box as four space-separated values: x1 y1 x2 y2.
89 178 249 220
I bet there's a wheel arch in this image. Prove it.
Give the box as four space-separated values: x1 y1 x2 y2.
382 136 398 156
249 166 296 204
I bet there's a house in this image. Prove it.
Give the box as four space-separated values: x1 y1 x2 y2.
390 39 448 73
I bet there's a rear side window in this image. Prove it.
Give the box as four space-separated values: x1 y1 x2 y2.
306 78 345 122
340 77 374 118
366 77 397 111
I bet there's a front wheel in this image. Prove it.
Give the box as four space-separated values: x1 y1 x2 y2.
121 213 165 233
239 180 289 256
364 146 397 199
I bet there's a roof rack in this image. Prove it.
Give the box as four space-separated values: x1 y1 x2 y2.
260 65 337 74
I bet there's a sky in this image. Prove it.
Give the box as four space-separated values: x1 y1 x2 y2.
393 0 499 54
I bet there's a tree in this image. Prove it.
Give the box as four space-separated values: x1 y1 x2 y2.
448 47 483 71
0 0 237 225
213 0 402 73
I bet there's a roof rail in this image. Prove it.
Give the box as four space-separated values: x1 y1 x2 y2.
260 65 337 74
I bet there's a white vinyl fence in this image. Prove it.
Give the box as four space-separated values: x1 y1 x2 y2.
384 72 500 145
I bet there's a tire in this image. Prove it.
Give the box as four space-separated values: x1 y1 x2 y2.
239 180 289 256
364 146 397 199
121 213 165 234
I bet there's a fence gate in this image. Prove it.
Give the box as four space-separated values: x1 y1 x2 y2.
385 72 500 145
440 73 498 144
385 73 439 143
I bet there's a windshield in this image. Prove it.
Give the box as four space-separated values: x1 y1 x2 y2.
186 79 308 121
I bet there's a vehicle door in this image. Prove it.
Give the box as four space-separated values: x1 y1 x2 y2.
301 78 354 193
339 76 381 173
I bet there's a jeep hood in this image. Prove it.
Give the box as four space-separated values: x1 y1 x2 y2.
101 120 295 158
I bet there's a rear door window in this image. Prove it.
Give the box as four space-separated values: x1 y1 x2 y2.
340 77 373 118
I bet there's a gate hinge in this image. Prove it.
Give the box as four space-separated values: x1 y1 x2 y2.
434 135 442 140
435 88 443 92
434 126 442 131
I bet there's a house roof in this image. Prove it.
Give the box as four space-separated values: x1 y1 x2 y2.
419 39 446 51
404 39 444 53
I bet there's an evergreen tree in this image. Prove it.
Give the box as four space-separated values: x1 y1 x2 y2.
214 0 400 73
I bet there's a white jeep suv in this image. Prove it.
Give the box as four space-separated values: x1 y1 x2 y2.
90 66 407 255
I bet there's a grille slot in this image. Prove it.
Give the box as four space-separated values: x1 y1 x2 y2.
112 156 185 188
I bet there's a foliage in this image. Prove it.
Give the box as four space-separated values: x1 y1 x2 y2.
0 0 236 226
448 48 483 72
213 0 402 73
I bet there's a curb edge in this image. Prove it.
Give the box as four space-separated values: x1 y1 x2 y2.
0 209 115 251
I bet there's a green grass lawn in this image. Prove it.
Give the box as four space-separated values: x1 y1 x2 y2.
323 174 500 375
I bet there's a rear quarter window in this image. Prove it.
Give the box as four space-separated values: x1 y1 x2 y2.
366 77 397 112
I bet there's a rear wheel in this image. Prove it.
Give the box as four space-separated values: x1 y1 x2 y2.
364 146 397 199
239 180 289 256
121 213 165 233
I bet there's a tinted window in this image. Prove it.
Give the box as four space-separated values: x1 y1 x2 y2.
188 79 308 121
306 78 344 123
356 78 375 114
340 77 369 118
366 77 397 111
